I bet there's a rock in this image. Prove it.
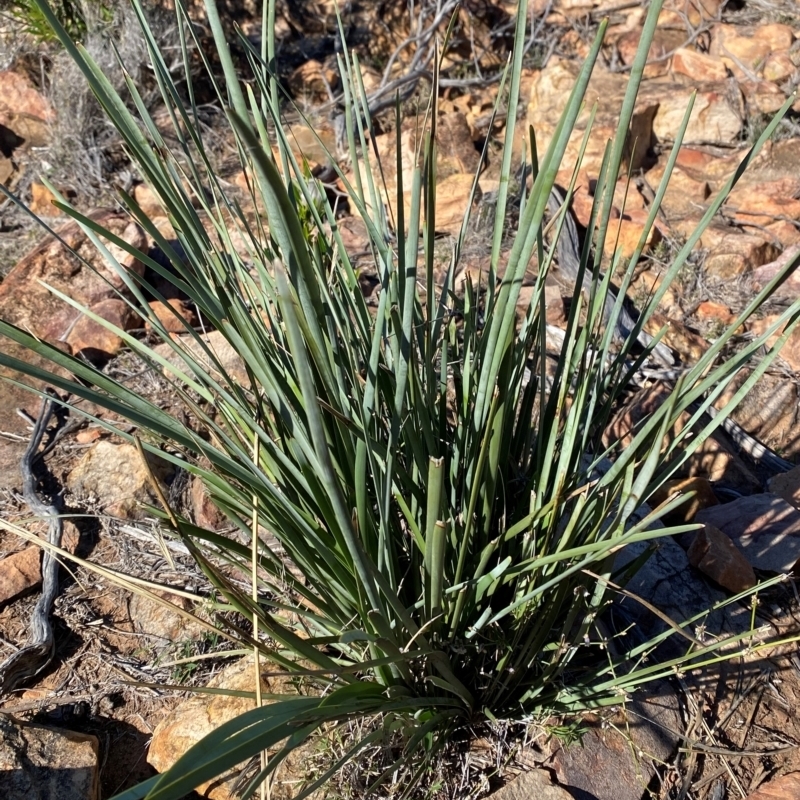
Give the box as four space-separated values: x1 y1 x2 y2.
659 0 723 28
0 71 55 142
614 524 754 658
746 772 800 800
711 27 768 75
762 52 796 83
191 475 228 531
66 439 174 519
146 298 198 334
639 80 743 145
696 494 800 574
29 182 61 217
749 245 800 299
740 80 789 115
527 59 659 177
603 208 661 260
0 546 42 606
287 59 336 102
750 23 796 53
745 772 800 800
713 368 800 459
617 26 686 79
129 590 206 643
434 173 478 235
546 681 682 800
686 524 757 593
0 211 146 345
132 183 163 217
488 768 574 800
65 298 139 361
284 121 337 168
695 301 736 327
0 715 99 800
645 161 710 219
0 521 81 605
151 330 250 386
437 112 481 177
769 467 800 511
649 476 719 525
148 657 316 800
603 384 760 492
695 226 779 280
670 47 728 82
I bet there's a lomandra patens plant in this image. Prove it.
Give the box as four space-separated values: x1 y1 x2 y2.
3 0 800 797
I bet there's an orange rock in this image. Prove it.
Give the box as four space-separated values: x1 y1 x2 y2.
0 70 55 124
750 23 796 53
649 476 719 525
66 298 139 361
744 772 800 800
695 300 735 326
646 161 710 218
740 80 788 114
687 524 756 594
603 208 661 261
434 173 478 236
133 183 163 217
637 79 743 144
0 547 41 605
659 0 722 28
731 195 800 229
146 298 198 333
0 211 146 345
697 227 779 280
29 182 61 216
75 427 103 444
711 24 771 74
762 52 797 83
748 314 800 374
670 48 728 82
616 26 685 79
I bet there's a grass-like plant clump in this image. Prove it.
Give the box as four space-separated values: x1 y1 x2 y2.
2 0 800 798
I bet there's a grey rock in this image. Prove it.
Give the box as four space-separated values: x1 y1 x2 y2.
696 494 800 574
488 768 575 800
546 680 682 800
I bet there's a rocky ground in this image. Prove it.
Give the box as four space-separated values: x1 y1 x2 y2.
3 0 800 798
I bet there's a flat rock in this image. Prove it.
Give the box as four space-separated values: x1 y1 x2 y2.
696 494 800 574
0 715 99 800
